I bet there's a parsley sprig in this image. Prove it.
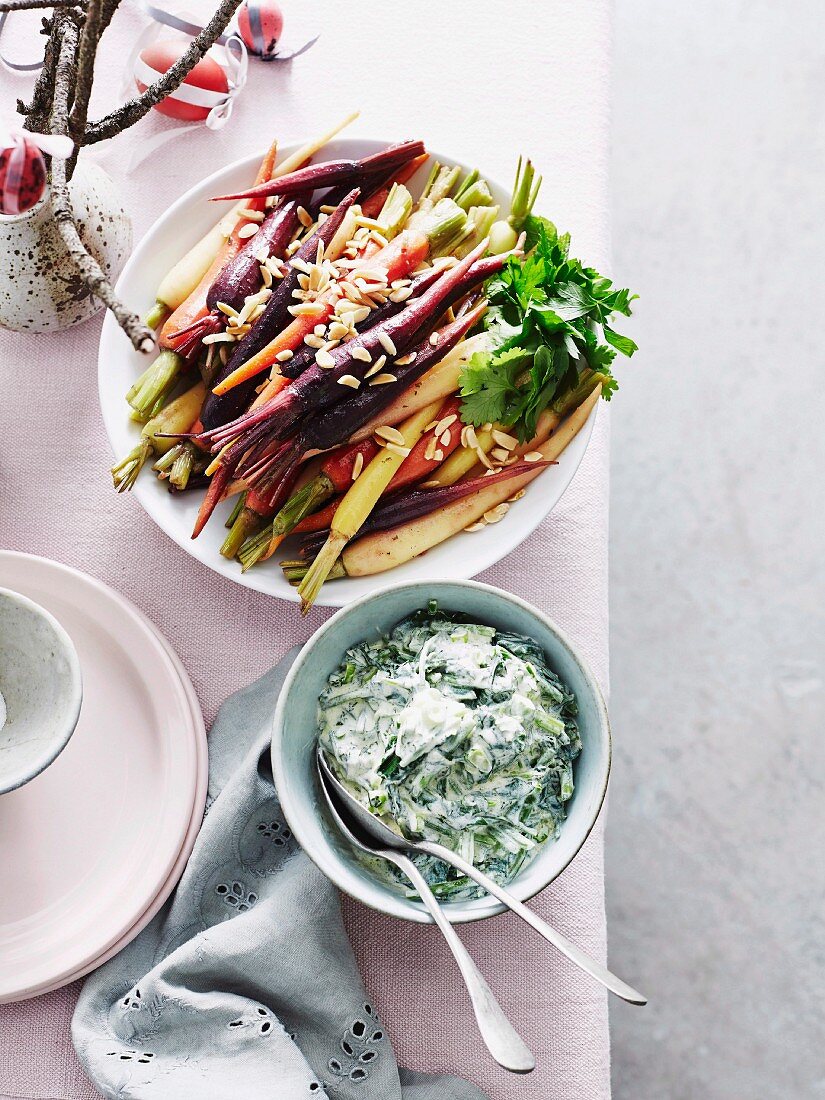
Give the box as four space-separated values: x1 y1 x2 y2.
460 216 638 441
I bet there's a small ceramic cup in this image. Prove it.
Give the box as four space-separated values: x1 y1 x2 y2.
0 588 83 795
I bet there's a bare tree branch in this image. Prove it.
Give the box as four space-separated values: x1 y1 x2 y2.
0 0 77 10
66 0 103 173
82 0 242 145
49 17 154 352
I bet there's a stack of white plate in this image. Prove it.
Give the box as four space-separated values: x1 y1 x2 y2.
0 552 207 1004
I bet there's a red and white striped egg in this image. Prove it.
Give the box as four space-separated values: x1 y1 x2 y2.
237 0 283 60
0 136 47 215
134 40 229 123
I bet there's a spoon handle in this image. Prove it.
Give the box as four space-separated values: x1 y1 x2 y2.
419 841 647 1007
386 849 535 1074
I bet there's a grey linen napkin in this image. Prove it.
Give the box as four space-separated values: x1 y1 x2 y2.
72 652 487 1100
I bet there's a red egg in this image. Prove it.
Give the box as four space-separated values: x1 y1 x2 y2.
237 0 284 60
0 137 47 216
135 40 229 122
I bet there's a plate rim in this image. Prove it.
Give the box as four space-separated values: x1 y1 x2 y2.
0 551 205 1003
98 139 599 608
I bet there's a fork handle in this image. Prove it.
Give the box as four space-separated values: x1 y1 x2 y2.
386 849 535 1074
418 841 647 1006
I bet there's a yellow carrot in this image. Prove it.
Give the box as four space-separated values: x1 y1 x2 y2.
296 401 441 612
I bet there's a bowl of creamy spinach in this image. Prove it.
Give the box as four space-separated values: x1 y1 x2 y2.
272 580 610 924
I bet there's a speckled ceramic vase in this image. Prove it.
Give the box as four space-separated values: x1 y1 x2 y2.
0 159 132 333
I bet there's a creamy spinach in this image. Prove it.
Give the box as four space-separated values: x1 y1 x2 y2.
318 602 581 900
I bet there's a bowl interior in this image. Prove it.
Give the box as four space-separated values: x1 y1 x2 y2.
0 589 82 794
272 580 610 923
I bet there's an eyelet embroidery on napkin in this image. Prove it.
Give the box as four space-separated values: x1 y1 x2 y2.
215 879 259 912
227 1005 276 1036
238 796 297 876
327 1004 384 1083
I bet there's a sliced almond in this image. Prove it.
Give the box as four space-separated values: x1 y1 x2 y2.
352 346 372 363
275 349 294 362
315 349 336 369
338 374 361 389
237 222 259 239
351 452 364 480
524 450 544 462
368 372 397 386
374 425 406 446
492 429 519 450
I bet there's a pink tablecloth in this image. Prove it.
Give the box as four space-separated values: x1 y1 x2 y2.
0 2 613 1096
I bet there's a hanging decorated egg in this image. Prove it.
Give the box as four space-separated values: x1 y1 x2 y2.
237 0 284 61
134 39 229 122
0 135 47 216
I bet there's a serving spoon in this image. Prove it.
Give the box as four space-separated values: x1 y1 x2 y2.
317 747 646 1007
316 750 535 1073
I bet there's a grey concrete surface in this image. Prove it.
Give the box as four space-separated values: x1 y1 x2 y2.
608 3 825 1097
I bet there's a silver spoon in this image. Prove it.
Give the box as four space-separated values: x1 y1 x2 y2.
318 748 646 1007
316 752 535 1073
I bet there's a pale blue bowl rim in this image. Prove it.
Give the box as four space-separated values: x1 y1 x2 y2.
271 578 611 924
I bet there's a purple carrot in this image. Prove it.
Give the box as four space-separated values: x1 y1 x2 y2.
202 236 491 455
199 189 360 432
211 141 426 202
234 304 486 493
298 461 553 558
171 199 304 358
279 265 446 379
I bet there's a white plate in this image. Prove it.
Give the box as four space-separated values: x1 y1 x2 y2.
0 552 205 1004
99 138 597 607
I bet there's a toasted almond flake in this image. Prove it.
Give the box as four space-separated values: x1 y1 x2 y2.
508 489 526 502
481 422 493 433
483 467 497 476
351 306 371 324
484 503 509 524
389 286 413 303
351 346 372 363
338 374 361 388
433 448 444 461
377 331 397 356
275 349 294 362
203 332 236 345
385 442 411 458
217 301 240 320
289 302 325 317
370 353 387 373
297 205 313 228
316 349 336 368
304 334 324 349
491 447 510 463
524 450 544 462
429 332 440 346
492 429 518 450
391 278 410 289
364 360 384 379
433 255 459 270
440 430 452 448
464 521 486 533
476 446 494 470
241 208 265 223
253 244 270 262
422 479 441 488
328 321 350 341
424 437 437 461
375 424 406 445
435 414 458 436
369 372 397 386
237 222 260 239
260 264 273 287
226 325 249 337
312 323 326 337
464 425 479 449
297 273 310 291
292 289 306 300
291 257 312 275
395 351 417 367
286 239 302 256
351 452 364 480
320 203 337 214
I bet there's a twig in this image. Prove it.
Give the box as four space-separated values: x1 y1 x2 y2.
0 0 77 10
66 0 103 172
49 18 154 352
83 0 243 145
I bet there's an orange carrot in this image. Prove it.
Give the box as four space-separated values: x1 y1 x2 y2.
386 395 462 492
212 302 333 395
361 153 429 218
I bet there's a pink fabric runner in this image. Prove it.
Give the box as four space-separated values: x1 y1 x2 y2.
0 2 613 1096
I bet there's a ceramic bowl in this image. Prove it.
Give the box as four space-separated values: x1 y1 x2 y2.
271 580 611 924
0 588 83 794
